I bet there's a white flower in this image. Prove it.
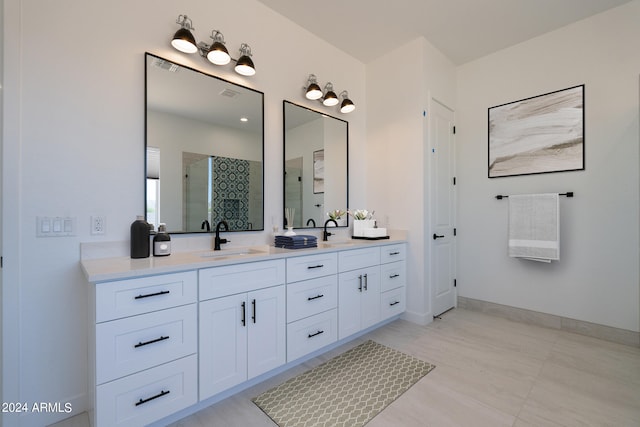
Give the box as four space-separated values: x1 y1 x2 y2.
348 209 375 220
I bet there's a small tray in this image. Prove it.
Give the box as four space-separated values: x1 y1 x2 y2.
351 235 390 240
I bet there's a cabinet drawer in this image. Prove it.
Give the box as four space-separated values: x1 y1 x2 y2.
339 247 380 272
287 309 337 362
96 354 197 427
286 252 338 283
287 275 338 322
380 243 406 264
381 287 406 320
199 259 285 301
96 304 197 384
380 260 406 292
96 271 197 322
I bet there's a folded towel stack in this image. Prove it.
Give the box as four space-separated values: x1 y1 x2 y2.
274 235 318 249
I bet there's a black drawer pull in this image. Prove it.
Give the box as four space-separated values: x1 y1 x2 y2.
389 274 400 279
390 301 400 306
389 251 400 255
364 274 368 291
134 335 169 348
135 389 170 406
308 330 324 338
134 290 170 300
358 275 363 292
307 264 324 269
307 294 324 301
252 299 256 323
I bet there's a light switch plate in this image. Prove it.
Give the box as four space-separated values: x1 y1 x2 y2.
37 216 76 237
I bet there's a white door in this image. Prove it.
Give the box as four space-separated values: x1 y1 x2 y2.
199 294 248 399
359 266 381 330
337 269 364 339
247 285 286 379
430 99 457 318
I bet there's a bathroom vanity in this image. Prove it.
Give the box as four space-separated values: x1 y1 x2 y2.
82 238 406 427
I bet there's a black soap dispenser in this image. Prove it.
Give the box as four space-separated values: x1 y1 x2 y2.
153 223 171 257
130 215 150 259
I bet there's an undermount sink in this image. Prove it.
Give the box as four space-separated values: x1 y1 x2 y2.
320 240 357 248
199 248 265 258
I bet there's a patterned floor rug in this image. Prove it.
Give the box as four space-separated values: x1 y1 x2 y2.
252 340 435 427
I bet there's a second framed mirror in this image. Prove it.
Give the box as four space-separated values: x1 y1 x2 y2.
283 101 348 229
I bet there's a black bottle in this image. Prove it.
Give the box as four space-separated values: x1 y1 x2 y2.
130 215 150 259
153 223 171 256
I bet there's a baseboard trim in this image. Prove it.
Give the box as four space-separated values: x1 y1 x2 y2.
458 296 640 347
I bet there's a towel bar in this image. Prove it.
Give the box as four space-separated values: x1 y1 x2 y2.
495 192 573 200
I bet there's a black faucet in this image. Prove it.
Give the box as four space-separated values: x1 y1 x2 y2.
323 219 338 241
214 220 229 250
306 218 316 227
201 219 211 232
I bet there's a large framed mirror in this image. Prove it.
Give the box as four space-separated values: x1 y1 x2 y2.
283 101 348 229
145 53 264 233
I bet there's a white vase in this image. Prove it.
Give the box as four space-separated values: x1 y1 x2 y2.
284 227 296 236
353 220 375 237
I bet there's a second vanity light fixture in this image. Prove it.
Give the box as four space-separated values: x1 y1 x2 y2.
304 74 355 113
171 14 256 76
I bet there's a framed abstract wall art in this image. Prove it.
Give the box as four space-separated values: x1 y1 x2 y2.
488 85 584 178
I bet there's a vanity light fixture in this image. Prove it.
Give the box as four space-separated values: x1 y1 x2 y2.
171 14 257 76
234 44 256 76
322 83 339 107
302 74 355 113
305 75 323 100
339 91 355 113
171 15 198 54
202 30 231 65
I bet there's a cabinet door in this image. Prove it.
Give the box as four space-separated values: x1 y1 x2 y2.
199 294 248 400
360 266 381 330
338 267 381 339
338 269 365 339
247 286 286 379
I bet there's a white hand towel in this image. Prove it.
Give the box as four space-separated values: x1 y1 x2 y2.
508 193 559 262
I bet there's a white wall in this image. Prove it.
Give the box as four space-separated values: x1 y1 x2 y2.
1 0 365 425
366 37 456 324
456 1 640 332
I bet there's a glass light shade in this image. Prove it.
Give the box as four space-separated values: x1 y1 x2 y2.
207 42 231 65
306 83 323 100
171 28 197 53
340 98 355 113
323 91 339 106
235 55 256 76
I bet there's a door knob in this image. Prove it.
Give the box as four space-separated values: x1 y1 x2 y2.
433 233 444 240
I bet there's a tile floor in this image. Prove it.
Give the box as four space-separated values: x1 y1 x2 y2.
52 308 640 427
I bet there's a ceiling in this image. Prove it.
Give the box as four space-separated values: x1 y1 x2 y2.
256 0 632 65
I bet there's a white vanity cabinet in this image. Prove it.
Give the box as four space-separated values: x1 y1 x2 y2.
89 271 198 427
338 247 382 339
380 243 407 320
285 252 339 362
84 238 407 426
198 260 286 400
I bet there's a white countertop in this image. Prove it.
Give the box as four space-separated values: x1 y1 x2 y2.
81 235 407 283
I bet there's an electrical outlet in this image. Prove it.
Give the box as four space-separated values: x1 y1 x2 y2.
91 216 106 235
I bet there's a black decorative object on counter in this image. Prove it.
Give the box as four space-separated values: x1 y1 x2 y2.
130 216 150 259
153 223 172 256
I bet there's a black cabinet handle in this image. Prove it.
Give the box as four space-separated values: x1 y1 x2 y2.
241 301 246 326
135 390 170 406
390 301 400 306
308 330 324 338
358 275 363 292
389 251 400 256
134 290 170 300
364 274 368 291
307 264 324 269
251 299 256 323
389 274 400 279
134 335 169 348
433 233 444 240
307 294 324 301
